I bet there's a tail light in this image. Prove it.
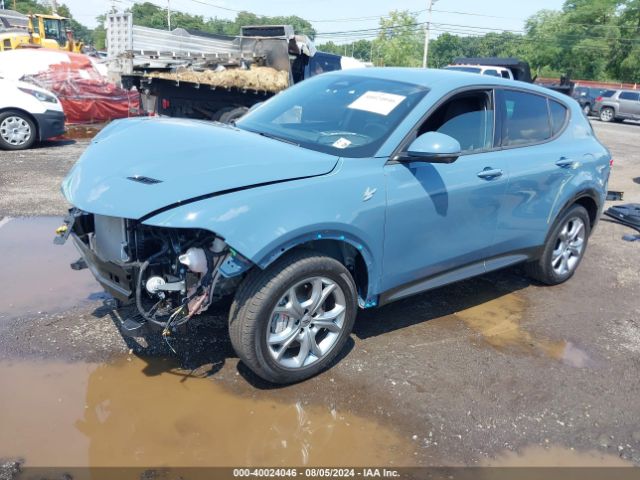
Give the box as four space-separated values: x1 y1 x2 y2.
610 158 614 167
161 98 170 109
595 96 603 102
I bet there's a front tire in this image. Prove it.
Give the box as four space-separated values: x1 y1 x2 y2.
0 110 36 150
525 205 591 285
582 104 591 116
229 250 358 384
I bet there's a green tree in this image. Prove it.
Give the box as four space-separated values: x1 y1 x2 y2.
374 10 423 67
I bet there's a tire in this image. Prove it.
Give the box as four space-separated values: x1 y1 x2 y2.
218 106 249 124
599 107 615 123
0 110 37 150
582 104 591 116
525 204 591 285
229 250 358 384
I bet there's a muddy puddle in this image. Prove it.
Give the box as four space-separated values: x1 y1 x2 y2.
0 217 101 320
451 286 591 367
0 356 415 467
485 444 632 466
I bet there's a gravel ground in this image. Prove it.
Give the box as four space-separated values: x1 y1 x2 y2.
0 120 638 467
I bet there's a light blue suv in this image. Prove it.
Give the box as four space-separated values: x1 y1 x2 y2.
58 68 611 383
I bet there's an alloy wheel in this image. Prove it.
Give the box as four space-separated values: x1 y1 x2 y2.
266 276 346 369
551 217 586 276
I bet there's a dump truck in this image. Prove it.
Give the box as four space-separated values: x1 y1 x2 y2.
107 14 359 122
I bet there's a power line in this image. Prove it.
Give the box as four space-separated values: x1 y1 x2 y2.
308 10 427 23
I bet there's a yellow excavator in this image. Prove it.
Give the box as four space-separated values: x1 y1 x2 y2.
0 10 83 52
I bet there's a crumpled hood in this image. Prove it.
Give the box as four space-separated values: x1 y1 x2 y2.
62 117 339 219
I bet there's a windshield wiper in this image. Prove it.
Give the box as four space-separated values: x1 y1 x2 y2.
255 131 300 147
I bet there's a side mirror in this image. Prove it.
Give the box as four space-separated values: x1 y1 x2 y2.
403 132 461 164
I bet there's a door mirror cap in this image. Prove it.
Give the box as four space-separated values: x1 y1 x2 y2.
404 132 462 164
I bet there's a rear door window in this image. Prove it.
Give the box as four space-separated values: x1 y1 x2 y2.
619 91 640 101
498 90 551 147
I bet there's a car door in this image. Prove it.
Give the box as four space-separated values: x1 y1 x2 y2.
491 89 579 255
618 91 640 118
381 88 509 296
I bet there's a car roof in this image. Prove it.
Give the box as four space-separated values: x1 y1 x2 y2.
327 67 570 102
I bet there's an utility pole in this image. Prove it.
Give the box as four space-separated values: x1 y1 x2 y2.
422 0 436 68
167 0 171 30
50 0 58 14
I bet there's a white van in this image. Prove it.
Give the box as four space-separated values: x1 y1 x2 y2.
0 78 65 150
443 64 515 80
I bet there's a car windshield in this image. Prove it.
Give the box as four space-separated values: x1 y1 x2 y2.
236 74 428 158
444 66 482 74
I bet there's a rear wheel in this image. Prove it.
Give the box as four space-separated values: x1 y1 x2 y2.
0 110 36 150
525 205 591 285
229 250 357 384
599 107 615 123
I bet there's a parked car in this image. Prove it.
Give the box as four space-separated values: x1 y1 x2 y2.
0 77 65 150
57 69 611 383
594 89 640 123
444 64 514 79
572 86 606 116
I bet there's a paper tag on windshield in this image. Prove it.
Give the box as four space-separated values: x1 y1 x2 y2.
348 91 406 116
332 137 352 149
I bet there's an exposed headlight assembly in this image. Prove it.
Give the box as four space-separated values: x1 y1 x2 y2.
18 87 58 104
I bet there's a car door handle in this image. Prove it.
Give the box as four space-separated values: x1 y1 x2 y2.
477 168 503 179
556 158 576 168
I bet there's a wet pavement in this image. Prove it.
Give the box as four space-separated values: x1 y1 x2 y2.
0 121 639 470
0 217 101 321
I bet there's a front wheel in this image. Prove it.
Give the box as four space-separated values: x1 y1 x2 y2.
525 205 591 285
229 250 358 384
0 110 36 150
582 104 591 116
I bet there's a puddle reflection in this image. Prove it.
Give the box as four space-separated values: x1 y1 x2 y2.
0 217 100 319
0 356 414 467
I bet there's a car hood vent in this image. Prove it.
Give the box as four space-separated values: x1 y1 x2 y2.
127 175 163 185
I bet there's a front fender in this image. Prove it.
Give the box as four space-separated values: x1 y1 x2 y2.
143 158 387 302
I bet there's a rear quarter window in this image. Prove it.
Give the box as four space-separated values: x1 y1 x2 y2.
549 100 568 136
601 90 616 98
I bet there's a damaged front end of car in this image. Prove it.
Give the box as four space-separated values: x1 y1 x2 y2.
55 209 251 333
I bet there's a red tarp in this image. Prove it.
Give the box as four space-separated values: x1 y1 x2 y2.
0 49 139 124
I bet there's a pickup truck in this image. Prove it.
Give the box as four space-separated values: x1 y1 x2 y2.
444 57 574 97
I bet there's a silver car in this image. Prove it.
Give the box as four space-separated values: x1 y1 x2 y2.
594 89 640 123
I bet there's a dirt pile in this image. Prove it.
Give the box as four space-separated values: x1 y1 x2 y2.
147 66 289 92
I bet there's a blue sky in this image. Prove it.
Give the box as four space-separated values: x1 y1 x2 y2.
68 0 565 36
